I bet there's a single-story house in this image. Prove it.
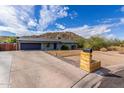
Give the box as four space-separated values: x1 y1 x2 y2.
17 37 78 50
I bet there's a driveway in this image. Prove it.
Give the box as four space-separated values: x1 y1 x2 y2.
0 51 88 88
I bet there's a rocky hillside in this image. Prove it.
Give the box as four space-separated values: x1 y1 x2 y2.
26 32 83 41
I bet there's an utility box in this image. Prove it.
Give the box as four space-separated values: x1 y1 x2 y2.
80 48 101 72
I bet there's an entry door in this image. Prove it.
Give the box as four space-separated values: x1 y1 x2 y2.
53 43 57 50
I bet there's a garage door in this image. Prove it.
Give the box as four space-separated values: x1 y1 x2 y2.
20 43 41 50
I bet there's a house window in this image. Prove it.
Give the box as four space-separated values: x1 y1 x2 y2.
46 43 50 47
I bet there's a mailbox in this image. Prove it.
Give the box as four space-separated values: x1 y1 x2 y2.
80 48 101 72
83 48 92 53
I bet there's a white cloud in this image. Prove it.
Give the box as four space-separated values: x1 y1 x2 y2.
0 6 24 28
62 24 112 38
101 18 113 24
0 25 38 36
69 11 78 19
38 5 69 30
42 24 113 39
0 5 36 36
120 18 124 24
55 23 65 30
105 34 116 39
28 19 37 27
0 5 70 36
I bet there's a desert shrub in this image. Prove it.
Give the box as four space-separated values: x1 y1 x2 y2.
107 47 112 51
100 48 108 52
107 46 118 51
120 44 124 47
83 36 107 50
61 45 69 50
107 46 124 51
112 39 121 46
118 48 124 54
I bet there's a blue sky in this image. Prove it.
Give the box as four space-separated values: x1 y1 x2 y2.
0 5 124 40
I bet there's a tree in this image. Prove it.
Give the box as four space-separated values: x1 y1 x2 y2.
75 38 85 48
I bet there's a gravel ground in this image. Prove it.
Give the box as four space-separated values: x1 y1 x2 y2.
63 51 124 68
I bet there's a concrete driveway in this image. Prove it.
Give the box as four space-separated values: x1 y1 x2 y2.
0 51 88 88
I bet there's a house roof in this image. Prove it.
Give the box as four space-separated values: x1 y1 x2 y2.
17 37 77 44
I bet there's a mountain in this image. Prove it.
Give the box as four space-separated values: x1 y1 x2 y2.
0 36 11 40
0 31 15 36
24 32 84 41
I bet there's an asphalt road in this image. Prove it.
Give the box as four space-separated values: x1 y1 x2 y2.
99 70 124 88
0 51 88 88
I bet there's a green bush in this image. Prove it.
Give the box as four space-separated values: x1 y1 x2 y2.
5 37 16 43
61 45 69 50
0 37 16 43
83 36 107 50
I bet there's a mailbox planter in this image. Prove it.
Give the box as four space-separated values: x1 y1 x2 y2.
80 48 101 72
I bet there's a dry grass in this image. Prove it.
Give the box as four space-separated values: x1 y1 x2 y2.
118 48 124 54
100 48 107 52
107 46 121 51
46 50 81 57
